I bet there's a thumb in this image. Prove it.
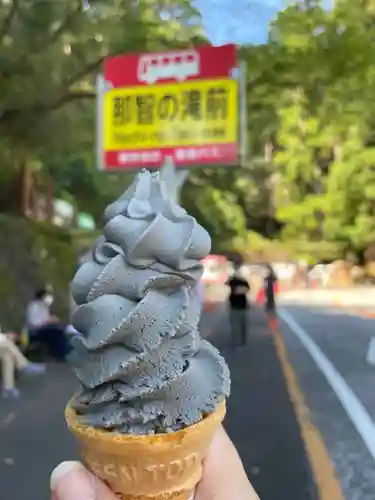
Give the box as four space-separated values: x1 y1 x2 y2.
51 461 118 500
195 426 259 499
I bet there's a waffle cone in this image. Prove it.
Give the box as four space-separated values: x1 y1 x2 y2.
65 400 226 500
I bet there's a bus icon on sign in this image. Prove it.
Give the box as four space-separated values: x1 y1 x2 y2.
138 50 200 84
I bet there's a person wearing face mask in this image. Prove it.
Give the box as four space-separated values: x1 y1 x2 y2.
26 289 72 361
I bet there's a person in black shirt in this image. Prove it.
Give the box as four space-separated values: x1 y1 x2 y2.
264 265 278 330
226 268 250 346
264 265 277 313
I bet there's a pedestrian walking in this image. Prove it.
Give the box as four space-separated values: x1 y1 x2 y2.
226 268 250 346
264 265 278 329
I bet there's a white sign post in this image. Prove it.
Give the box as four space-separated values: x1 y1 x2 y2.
96 45 246 201
159 156 189 204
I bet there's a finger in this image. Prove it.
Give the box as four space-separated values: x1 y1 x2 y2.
195 426 259 499
51 461 118 500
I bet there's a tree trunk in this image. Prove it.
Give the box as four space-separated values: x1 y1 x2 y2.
21 161 33 217
46 174 54 221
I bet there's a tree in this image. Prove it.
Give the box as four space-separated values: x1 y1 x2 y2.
8 0 375 260
254 0 375 255
0 0 203 144
0 0 204 212
181 167 247 253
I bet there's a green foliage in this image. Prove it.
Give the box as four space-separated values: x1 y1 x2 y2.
0 0 202 149
0 0 206 218
247 0 375 256
0 215 75 329
3 0 375 259
181 168 247 253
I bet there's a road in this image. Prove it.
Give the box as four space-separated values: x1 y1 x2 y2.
278 297 375 500
2 294 375 500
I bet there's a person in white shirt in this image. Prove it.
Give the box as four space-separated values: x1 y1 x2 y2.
0 330 45 399
26 289 72 361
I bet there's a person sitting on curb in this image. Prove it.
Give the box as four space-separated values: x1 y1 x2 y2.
26 288 73 361
0 330 45 399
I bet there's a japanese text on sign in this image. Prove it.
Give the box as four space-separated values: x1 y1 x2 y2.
104 79 238 151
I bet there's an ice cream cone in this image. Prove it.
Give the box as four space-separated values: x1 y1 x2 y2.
65 399 226 500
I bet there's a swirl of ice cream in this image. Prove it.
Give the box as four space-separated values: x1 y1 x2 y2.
70 170 230 435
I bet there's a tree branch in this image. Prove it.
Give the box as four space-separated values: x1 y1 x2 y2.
48 5 82 46
44 55 108 111
0 90 96 125
0 0 20 40
0 15 198 125
49 90 96 111
0 53 104 125
63 56 106 90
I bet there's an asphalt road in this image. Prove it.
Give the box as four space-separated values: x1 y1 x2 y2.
0 304 316 500
3 290 375 500
279 298 375 500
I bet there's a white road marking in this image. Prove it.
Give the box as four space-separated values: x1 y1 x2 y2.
279 308 375 461
366 337 375 366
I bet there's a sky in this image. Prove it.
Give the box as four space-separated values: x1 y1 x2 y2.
194 0 288 45
194 0 332 45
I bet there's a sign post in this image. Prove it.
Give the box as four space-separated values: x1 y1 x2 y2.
96 45 246 202
96 74 105 171
239 61 248 166
159 156 189 204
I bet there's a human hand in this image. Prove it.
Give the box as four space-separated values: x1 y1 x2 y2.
51 426 259 500
194 425 259 499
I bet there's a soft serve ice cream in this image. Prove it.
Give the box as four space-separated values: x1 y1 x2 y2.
70 170 230 435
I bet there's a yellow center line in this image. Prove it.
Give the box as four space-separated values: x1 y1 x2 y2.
273 329 344 500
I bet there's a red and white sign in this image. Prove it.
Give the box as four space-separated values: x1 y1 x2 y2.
105 143 238 170
99 44 239 171
104 44 237 88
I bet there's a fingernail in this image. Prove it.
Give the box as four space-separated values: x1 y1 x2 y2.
50 461 85 491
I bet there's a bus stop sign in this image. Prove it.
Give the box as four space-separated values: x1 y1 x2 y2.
104 45 237 88
98 44 239 171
